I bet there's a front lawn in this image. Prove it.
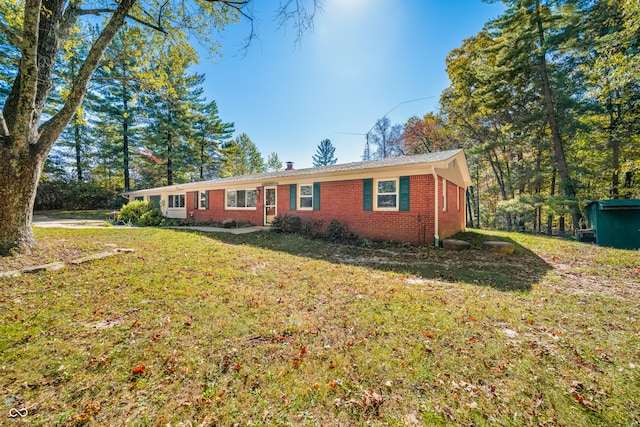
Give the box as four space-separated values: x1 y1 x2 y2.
1 228 638 425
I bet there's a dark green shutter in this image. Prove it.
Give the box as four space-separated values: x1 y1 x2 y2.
290 184 297 210
399 176 410 212
205 191 209 210
363 179 373 211
194 192 199 210
313 182 320 211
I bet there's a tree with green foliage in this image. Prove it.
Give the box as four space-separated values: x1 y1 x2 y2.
312 138 337 166
47 25 96 183
402 113 454 154
486 0 583 229
193 100 234 180
140 44 208 186
578 0 640 199
90 27 150 191
219 133 265 177
440 31 520 228
0 0 320 254
265 152 283 172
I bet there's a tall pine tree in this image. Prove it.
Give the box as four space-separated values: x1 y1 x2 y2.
312 139 338 166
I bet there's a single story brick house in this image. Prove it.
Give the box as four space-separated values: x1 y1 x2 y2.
124 149 472 245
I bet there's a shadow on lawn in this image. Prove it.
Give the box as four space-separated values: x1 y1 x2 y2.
175 228 552 293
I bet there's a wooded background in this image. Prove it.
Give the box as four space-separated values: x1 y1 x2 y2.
1 0 637 233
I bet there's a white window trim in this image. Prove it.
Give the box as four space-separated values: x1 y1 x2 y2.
225 189 257 210
298 184 314 211
199 191 208 210
374 178 399 211
168 194 185 208
442 178 447 212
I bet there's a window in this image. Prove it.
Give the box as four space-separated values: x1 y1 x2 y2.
299 184 313 209
226 189 256 209
168 194 185 208
442 178 447 211
291 183 320 210
200 191 208 210
376 179 397 210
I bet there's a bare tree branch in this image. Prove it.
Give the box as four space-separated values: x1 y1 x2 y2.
225 0 255 53
78 8 168 33
275 0 322 45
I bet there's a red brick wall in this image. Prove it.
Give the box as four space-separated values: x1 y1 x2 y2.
438 178 466 240
185 175 465 245
189 189 265 225
278 176 443 245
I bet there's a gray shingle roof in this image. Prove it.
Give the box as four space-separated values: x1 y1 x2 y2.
127 149 463 193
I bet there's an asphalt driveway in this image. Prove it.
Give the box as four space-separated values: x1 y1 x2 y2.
32 215 268 234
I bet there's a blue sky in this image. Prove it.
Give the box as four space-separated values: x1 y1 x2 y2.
193 0 504 169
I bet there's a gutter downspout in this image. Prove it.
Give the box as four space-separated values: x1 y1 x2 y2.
432 169 440 247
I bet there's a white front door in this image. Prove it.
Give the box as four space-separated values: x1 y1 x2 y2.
264 187 277 225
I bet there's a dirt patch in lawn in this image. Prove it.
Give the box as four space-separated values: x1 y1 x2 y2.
0 238 113 273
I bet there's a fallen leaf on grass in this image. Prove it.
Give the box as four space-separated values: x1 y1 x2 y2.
132 364 146 376
73 401 101 424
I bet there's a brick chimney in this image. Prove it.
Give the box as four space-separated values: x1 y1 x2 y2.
286 162 294 170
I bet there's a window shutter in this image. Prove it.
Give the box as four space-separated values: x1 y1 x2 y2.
363 179 373 211
399 176 410 212
205 191 209 210
194 192 198 210
313 182 320 211
290 184 297 210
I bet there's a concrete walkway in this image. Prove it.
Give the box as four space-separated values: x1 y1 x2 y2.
32 215 269 234
32 215 111 228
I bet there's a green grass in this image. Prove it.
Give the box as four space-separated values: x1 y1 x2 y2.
1 227 639 426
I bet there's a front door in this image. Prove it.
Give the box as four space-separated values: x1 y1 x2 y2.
149 195 161 209
264 187 277 225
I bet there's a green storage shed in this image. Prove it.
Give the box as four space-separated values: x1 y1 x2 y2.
584 200 640 250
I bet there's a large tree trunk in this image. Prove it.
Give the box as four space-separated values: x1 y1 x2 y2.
607 98 620 199
0 145 47 254
0 0 136 255
486 150 512 229
123 83 131 192
74 118 83 181
534 0 579 231
547 160 556 236
167 132 173 186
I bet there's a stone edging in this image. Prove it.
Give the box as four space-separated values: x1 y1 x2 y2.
0 248 135 279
